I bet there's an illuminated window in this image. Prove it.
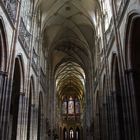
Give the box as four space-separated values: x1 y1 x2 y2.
76 127 80 140
75 99 80 114
62 96 81 121
62 99 67 114
68 97 74 114
63 128 67 140
70 129 74 139
76 131 78 140
65 131 67 139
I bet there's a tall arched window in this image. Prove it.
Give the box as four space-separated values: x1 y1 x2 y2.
0 20 7 120
68 97 74 114
69 129 74 139
62 96 81 120
76 127 80 140
63 128 67 140
0 19 7 72
75 98 80 114
62 98 67 114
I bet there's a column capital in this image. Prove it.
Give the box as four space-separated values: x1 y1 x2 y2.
19 91 25 96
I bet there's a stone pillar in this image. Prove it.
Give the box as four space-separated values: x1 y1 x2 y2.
16 92 25 140
0 71 8 139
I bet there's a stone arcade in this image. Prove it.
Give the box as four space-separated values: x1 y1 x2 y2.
0 0 140 140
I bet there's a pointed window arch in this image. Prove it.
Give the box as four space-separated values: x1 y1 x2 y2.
63 128 67 140
76 127 80 140
75 98 80 114
68 97 74 114
62 98 67 114
69 128 74 139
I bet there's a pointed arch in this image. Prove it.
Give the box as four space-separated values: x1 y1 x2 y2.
0 18 9 124
76 127 80 140
27 75 35 140
125 12 140 131
16 54 25 92
111 53 125 140
124 11 140 69
0 17 8 72
69 127 74 140
10 55 25 140
63 127 67 140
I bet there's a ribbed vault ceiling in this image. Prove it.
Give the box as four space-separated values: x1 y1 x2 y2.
40 0 99 99
55 61 85 98
41 0 99 51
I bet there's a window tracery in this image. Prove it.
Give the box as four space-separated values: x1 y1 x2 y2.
69 129 74 139
2 0 17 23
75 98 80 114
62 96 81 121
62 98 67 114
21 0 33 32
68 97 74 114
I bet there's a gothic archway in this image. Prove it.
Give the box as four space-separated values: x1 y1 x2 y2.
0 18 7 72
111 54 124 140
63 128 67 140
69 128 74 140
76 127 80 140
125 14 140 130
0 18 8 119
10 56 24 140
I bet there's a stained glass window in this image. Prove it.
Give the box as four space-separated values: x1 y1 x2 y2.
62 99 67 114
76 131 79 140
75 99 80 114
65 131 67 139
70 129 74 139
68 97 74 114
